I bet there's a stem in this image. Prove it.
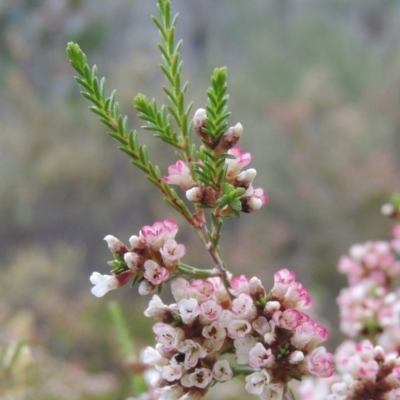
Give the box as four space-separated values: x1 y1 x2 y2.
230 365 254 376
177 263 221 278
285 386 298 400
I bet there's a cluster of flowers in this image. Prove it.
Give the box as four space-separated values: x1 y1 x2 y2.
298 224 400 399
299 340 400 400
336 228 400 343
163 109 268 214
90 219 186 297
141 269 333 400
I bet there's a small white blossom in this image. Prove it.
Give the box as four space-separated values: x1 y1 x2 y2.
90 272 118 297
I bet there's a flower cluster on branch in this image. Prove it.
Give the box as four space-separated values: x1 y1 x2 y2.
67 0 400 398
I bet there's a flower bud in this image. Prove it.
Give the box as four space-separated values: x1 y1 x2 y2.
214 123 243 155
241 196 263 213
249 276 266 298
129 235 146 250
193 108 211 144
193 108 207 130
236 168 257 188
289 350 304 364
103 235 128 255
124 252 141 272
264 301 281 313
186 186 215 206
381 203 397 217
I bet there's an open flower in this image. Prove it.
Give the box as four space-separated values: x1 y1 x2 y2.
90 272 119 297
163 160 196 190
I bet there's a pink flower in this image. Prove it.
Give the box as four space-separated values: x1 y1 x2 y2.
272 309 309 330
163 160 196 190
163 219 179 240
144 260 169 285
225 147 252 179
140 221 166 250
283 282 312 310
270 269 296 299
190 279 215 300
199 300 222 323
140 219 179 250
307 347 334 378
229 275 250 296
249 342 275 368
231 293 257 320
160 238 186 267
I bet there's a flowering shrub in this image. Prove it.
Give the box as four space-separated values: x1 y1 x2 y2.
67 0 400 399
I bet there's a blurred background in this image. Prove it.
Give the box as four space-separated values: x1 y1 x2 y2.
1 0 400 398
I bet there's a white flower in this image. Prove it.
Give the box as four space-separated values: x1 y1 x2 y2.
90 272 118 297
234 336 257 364
178 298 201 325
180 368 213 389
212 360 233 382
245 370 271 396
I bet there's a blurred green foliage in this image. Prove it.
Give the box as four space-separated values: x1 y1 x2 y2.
2 0 400 398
